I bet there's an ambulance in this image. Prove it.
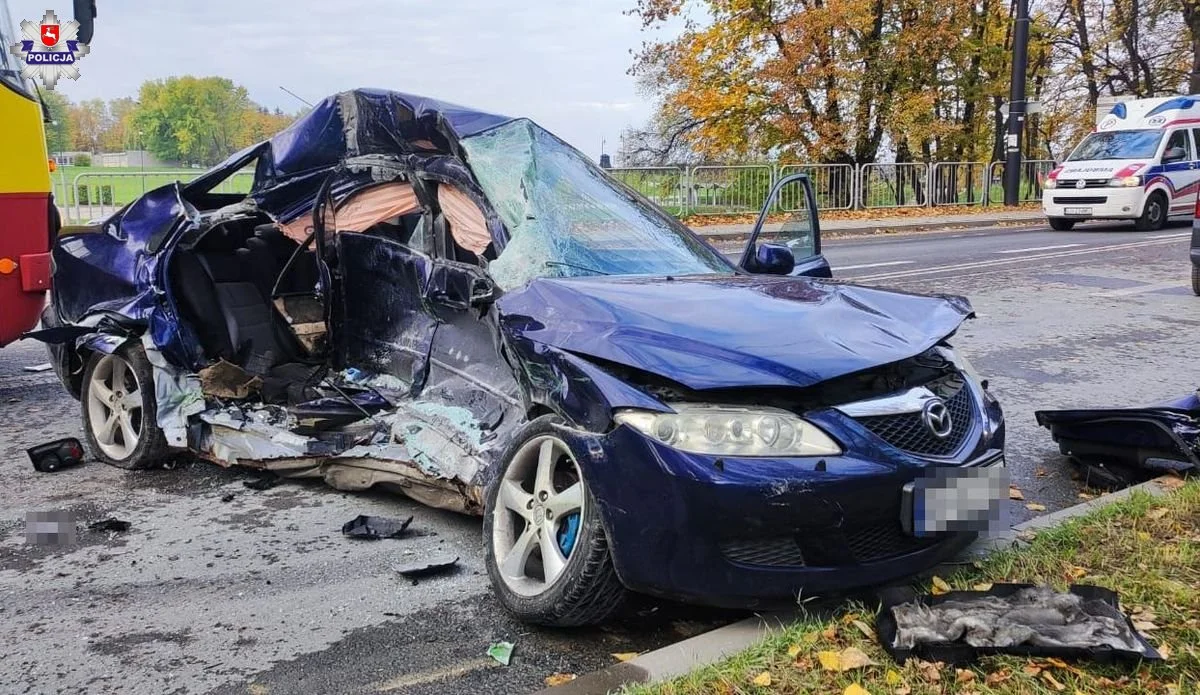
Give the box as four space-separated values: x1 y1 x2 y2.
1043 95 1200 231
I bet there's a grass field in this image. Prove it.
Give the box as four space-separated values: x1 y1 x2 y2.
52 165 251 209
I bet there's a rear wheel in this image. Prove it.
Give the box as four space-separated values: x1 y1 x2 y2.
1134 192 1167 231
81 344 169 469
483 415 625 626
1047 217 1075 231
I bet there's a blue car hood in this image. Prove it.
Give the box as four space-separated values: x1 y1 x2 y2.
496 275 974 390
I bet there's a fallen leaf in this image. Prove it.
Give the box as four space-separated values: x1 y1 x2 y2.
1009 486 1025 500
1025 502 1047 512
1042 670 1066 691
931 576 952 595
1137 531 1152 542
818 647 877 672
885 670 902 686
1147 507 1169 520
915 660 942 682
1023 664 1043 677
544 673 576 687
972 582 993 591
844 684 870 695
852 619 877 641
611 652 639 662
1078 492 1096 500
801 630 821 646
956 669 976 683
247 685 268 695
822 624 839 640
1036 468 1049 477
487 641 514 666
751 671 772 687
894 687 911 695
985 669 1012 685
1158 476 1185 490
1133 620 1158 632
787 644 802 658
1159 643 1173 660
1067 565 1088 579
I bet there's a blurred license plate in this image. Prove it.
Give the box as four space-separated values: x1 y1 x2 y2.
901 459 1008 538
1064 207 1092 216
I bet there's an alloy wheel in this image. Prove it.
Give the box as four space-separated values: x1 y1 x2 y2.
85 353 144 460
491 435 586 597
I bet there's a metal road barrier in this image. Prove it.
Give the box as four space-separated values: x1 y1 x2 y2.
777 164 855 210
931 161 988 206
607 167 687 215
860 162 930 209
987 159 1055 204
687 165 774 216
58 170 254 224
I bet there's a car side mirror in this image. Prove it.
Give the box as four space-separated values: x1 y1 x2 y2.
469 276 497 306
1164 146 1188 164
750 243 796 275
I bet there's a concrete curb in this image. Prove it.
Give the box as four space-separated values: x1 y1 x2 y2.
535 475 1182 695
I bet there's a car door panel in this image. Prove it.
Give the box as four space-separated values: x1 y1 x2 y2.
737 173 831 278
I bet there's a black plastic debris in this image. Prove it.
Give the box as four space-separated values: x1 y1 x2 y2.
394 555 459 584
876 583 1161 666
88 518 131 533
342 515 414 540
220 493 236 503
243 473 282 491
27 437 85 473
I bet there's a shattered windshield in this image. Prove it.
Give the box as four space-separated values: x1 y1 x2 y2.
461 119 733 290
1067 130 1163 161
0 0 28 95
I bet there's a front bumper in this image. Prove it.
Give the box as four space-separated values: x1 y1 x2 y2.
565 398 1006 609
1042 187 1144 219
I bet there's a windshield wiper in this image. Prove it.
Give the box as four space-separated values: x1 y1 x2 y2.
544 261 610 276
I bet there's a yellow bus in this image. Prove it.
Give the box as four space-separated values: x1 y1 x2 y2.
0 0 94 345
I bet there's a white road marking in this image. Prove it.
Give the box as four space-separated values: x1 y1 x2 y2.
849 237 1185 282
994 243 1083 254
1147 232 1190 239
1092 281 1187 298
835 261 914 271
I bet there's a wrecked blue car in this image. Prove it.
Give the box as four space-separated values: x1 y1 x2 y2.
34 89 1006 626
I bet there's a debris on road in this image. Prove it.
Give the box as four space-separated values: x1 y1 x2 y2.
27 437 85 473
878 584 1161 665
393 554 458 584
487 640 514 666
341 514 413 540
22 362 53 372
88 518 131 533
243 473 282 491
220 493 236 503
544 673 577 687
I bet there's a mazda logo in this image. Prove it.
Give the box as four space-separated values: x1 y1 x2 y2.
921 398 953 439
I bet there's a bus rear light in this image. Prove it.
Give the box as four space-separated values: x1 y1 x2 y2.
0 258 17 275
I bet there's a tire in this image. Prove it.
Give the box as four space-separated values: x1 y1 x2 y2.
1193 265 1200 296
1134 192 1167 231
81 343 169 469
482 415 626 626
1047 217 1075 231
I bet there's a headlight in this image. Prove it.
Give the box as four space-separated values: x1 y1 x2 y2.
614 404 842 457
1044 178 1057 189
1108 175 1141 187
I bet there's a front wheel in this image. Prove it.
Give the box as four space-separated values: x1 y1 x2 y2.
1047 217 1075 231
483 415 626 626
1134 193 1167 231
81 344 169 469
1192 265 1200 296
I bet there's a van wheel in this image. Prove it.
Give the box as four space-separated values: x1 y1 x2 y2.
483 415 626 626
1192 266 1200 296
1047 217 1075 231
1135 192 1167 231
81 344 169 469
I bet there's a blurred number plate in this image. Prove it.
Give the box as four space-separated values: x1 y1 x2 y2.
901 458 1008 538
1064 207 1092 216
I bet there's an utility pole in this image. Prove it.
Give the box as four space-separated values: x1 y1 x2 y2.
1003 0 1030 206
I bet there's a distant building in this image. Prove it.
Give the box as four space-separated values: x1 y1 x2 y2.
51 151 91 166
95 150 179 168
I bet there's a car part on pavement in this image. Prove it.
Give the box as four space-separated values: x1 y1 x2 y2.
877 583 1161 666
394 554 459 583
1036 391 1200 487
87 518 131 533
33 89 1007 626
27 437 85 472
341 514 414 540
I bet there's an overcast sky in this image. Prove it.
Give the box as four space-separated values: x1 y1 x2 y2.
8 0 675 158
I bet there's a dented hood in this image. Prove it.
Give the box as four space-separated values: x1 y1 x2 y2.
497 275 974 390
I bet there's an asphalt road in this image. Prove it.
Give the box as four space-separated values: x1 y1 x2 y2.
1 218 1195 694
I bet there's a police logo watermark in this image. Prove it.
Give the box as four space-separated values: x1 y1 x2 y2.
8 10 90 89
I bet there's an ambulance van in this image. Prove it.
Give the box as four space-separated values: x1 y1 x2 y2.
1044 95 1200 231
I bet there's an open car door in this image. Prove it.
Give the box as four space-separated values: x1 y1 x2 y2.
737 173 831 278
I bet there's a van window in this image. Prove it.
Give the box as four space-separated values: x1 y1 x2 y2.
1067 130 1163 161
1163 130 1192 160
1192 129 1200 158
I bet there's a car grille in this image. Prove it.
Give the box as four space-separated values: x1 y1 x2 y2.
718 523 941 568
854 380 975 457
1052 196 1107 205
719 537 806 567
1055 178 1109 189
